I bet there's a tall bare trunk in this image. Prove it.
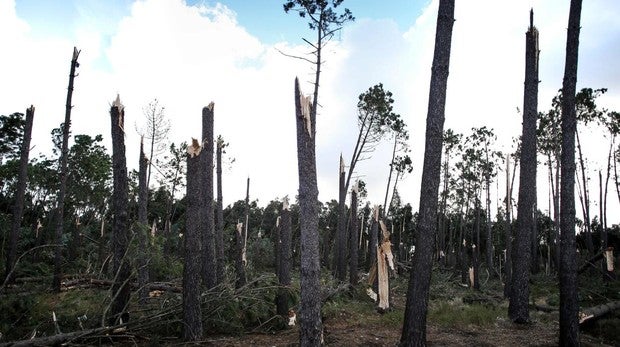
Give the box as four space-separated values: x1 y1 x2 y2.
509 10 538 324
400 0 455 344
276 198 292 317
183 139 203 341
5 106 34 283
201 104 216 289
504 155 513 298
137 138 150 303
575 131 594 253
294 78 322 345
335 155 347 281
53 47 80 292
559 0 583 344
349 182 359 285
109 98 131 325
215 137 225 284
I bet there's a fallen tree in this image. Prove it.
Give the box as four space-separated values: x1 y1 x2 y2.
579 301 620 325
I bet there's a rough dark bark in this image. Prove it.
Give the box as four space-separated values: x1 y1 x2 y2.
137 138 149 303
349 183 359 285
510 10 538 324
201 104 216 289
53 47 80 292
234 221 247 289
335 155 347 281
504 157 513 298
294 78 322 346
183 139 203 341
109 100 131 325
5 106 34 284
215 137 225 285
368 207 379 276
559 1 583 344
276 198 293 317
400 1 454 344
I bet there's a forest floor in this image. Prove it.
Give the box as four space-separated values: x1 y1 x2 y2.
1 268 619 346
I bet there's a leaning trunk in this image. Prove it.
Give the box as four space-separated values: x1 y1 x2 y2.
400 0 455 344
53 47 80 292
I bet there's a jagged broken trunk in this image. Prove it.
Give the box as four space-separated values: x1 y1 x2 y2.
109 100 131 325
215 137 226 284
183 139 203 341
294 77 322 345
53 47 80 292
137 138 150 303
201 104 217 289
510 11 539 324
349 182 359 285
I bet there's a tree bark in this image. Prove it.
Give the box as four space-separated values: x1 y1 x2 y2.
559 0 583 344
201 104 216 289
137 138 149 303
294 78 322 346
215 137 225 285
183 139 203 341
575 131 594 253
276 198 292 317
400 1 454 344
509 10 538 324
109 99 131 325
53 47 80 292
5 106 34 284
335 155 347 281
349 182 359 286
504 156 513 298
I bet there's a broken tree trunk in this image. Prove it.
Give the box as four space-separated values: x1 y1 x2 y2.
183 138 203 341
53 47 80 293
137 137 149 303
235 222 247 289
294 77 322 345
276 197 292 318
4 106 34 284
215 136 225 285
377 220 394 312
201 103 217 289
579 301 620 325
335 154 347 282
349 181 359 286
109 96 131 325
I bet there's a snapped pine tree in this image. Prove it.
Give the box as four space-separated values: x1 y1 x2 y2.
137 137 150 303
294 77 322 346
215 136 226 285
349 181 359 285
109 96 131 325
276 197 293 318
53 47 80 292
183 138 203 341
510 9 539 324
201 103 217 289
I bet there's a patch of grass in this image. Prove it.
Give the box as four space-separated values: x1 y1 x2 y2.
428 300 504 328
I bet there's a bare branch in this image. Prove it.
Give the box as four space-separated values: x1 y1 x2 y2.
274 47 316 65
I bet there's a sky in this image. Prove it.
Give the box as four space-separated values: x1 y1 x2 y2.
1 0 620 224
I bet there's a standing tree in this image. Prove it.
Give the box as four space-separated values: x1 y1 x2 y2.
293 77 322 345
140 99 170 189
183 138 203 341
201 103 217 289
137 137 150 303
509 9 539 324
215 136 226 284
109 96 131 325
559 0 583 344
400 0 455 344
53 47 80 292
349 181 359 285
4 106 34 283
337 84 401 280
